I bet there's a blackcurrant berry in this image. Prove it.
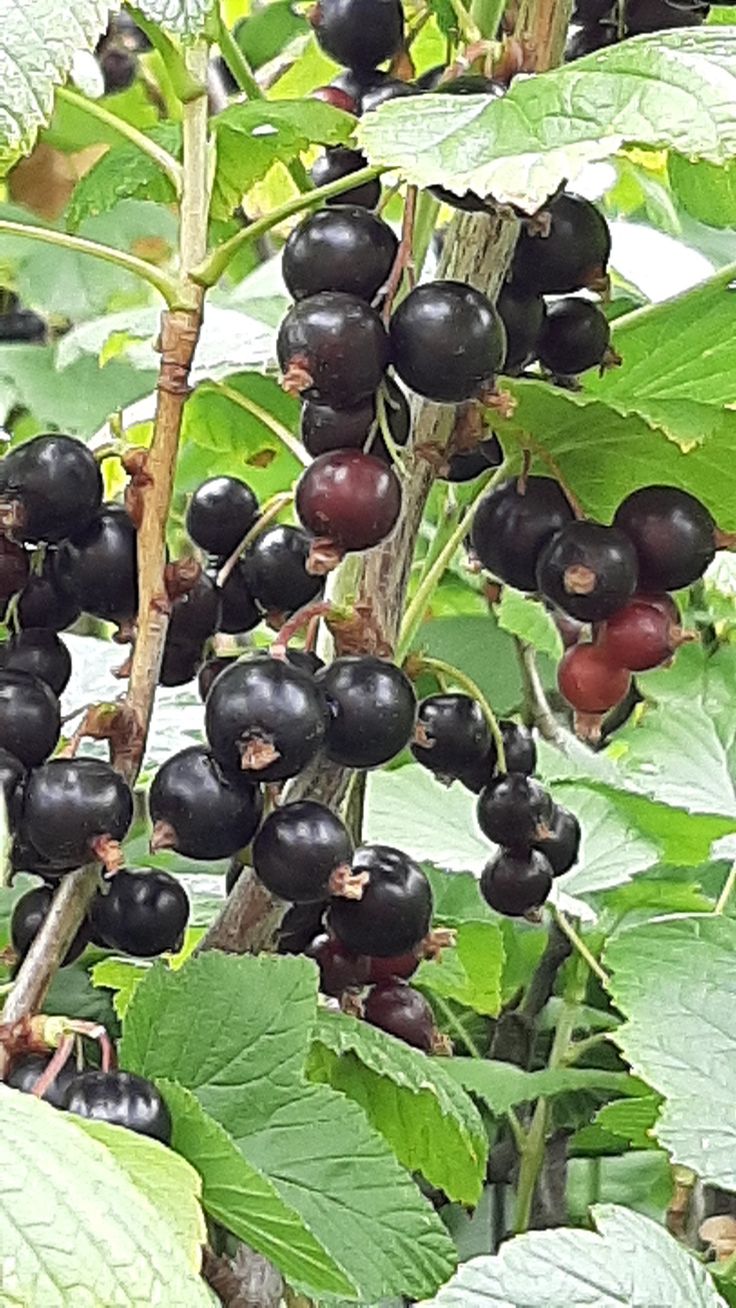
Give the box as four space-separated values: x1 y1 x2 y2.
364 980 435 1052
306 933 371 996
480 849 553 916
198 655 236 701
0 434 103 545
158 639 203 688
0 536 29 602
283 206 398 303
90 868 190 956
458 720 537 793
536 521 638 622
613 485 717 591
439 73 505 95
360 79 421 113
573 0 615 19
390 281 506 403
217 563 261 635
443 435 503 483
24 758 134 867
296 450 402 557
301 378 410 461
558 643 631 713
186 476 259 557
476 774 554 849
253 800 353 902
0 669 60 767
565 23 618 59
0 747 25 826
310 148 381 209
411 693 491 782
366 951 420 983
537 298 614 376
278 901 328 954
534 804 581 876
286 648 325 677
17 553 80 632
64 1070 172 1144
149 746 263 861
278 292 389 408
2 629 71 695
511 192 611 295
316 656 416 768
601 596 688 671
470 476 574 591
0 309 46 344
100 46 138 93
12 886 90 964
625 0 708 32
205 655 327 781
328 844 432 957
167 572 222 649
497 285 545 373
6 1053 78 1108
310 0 404 71
11 830 77 880
55 505 137 623
242 525 324 618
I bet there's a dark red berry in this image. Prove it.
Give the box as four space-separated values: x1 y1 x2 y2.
310 148 381 209
311 85 359 113
0 536 29 602
480 849 553 916
24 758 133 867
613 485 717 591
283 206 398 303
536 521 638 622
17 553 80 631
497 285 545 373
366 951 419 983
6 1052 78 1108
0 434 103 545
306 933 371 996
56 505 137 623
301 378 410 461
329 844 432 957
0 669 60 767
470 476 574 591
443 435 503 483
316 655 416 768
64 1070 172 1144
205 655 326 781
600 597 688 671
149 746 263 861
11 885 90 964
296 450 402 556
278 292 389 408
217 563 261 634
558 644 631 713
253 801 352 902
476 774 553 849
534 805 581 876
391 281 506 403
537 298 614 375
364 980 435 1052
241 525 324 617
511 192 611 295
186 477 259 557
90 868 190 956
411 693 491 782
625 0 708 32
2 629 71 695
310 0 404 71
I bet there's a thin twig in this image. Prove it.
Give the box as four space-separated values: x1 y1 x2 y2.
216 491 293 589
200 380 310 467
381 185 418 324
516 639 569 747
552 907 610 988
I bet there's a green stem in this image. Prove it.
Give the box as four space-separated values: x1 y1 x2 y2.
447 0 482 40
0 220 180 307
56 86 183 194
193 165 384 287
200 381 309 466
715 859 736 915
415 655 507 773
552 908 610 988
396 460 509 662
430 992 485 1058
563 1030 611 1066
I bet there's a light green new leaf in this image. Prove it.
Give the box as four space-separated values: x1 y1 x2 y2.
92 956 149 1018
669 153 736 228
415 921 505 1015
0 1087 213 1307
496 588 563 661
308 1010 487 1204
606 914 736 1189
133 0 214 36
66 124 181 230
445 1058 642 1118
419 1204 727 1307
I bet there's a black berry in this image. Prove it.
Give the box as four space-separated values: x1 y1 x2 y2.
56 505 137 623
364 980 435 1052
534 805 581 876
217 563 261 635
0 435 103 545
0 746 25 826
242 525 324 618
205 655 327 781
625 0 708 32
278 292 390 408
411 693 491 782
167 572 222 648
391 281 506 403
443 435 503 483
17 553 80 632
613 485 717 591
458 720 537 793
537 298 613 375
329 844 432 956
0 669 60 767
296 450 402 556
64 1070 172 1144
90 868 190 956
536 521 638 622
253 800 352 902
310 0 404 70
497 285 545 373
360 78 421 113
316 655 416 768
301 378 410 461
2 629 71 695
7 1053 78 1108
471 476 574 591
480 849 553 916
24 758 133 867
158 640 204 688
149 746 263 860
186 477 259 557
511 192 611 295
278 900 328 954
283 205 398 303
477 774 554 849
0 536 29 603
310 148 381 209
11 885 90 964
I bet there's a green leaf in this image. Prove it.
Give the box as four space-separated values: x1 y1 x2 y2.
236 1 308 67
415 921 505 1016
134 0 214 36
366 764 489 872
211 99 354 219
595 1096 662 1150
308 1010 487 1204
423 864 496 925
92 956 149 1019
606 914 736 1189
496 587 563 660
416 613 555 718
611 700 736 821
358 30 736 213
445 1058 642 1118
669 153 736 228
0 1087 213 1306
419 1203 728 1307
550 783 659 898
66 124 181 231
0 345 157 438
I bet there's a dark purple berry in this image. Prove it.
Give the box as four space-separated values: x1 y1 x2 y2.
470 476 574 591
0 536 29 602
0 435 103 545
310 0 404 71
301 378 410 461
329 844 432 957
360 78 421 113
7 1053 79 1108
64 1070 172 1144
537 298 613 375
625 0 708 32
253 801 352 902
12 886 90 964
55 505 137 623
459 721 537 793
24 758 133 867
364 979 435 1051
497 285 545 373
283 205 398 303
306 933 371 996
316 655 416 768
511 192 611 295
17 553 80 632
90 868 190 956
158 640 203 688
443 435 503 483
205 655 326 781
613 485 717 591
391 281 505 403
310 148 381 209
149 746 263 861
296 450 402 555
186 477 259 557
534 805 581 876
0 669 60 767
536 521 638 622
167 572 221 647
242 525 324 618
278 291 390 408
480 849 553 916
217 563 261 634
2 629 71 695
411 693 491 782
0 747 25 826
476 774 554 849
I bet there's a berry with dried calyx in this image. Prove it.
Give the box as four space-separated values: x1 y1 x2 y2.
471 476 574 591
296 450 402 566
23 758 134 868
329 844 432 957
411 693 491 782
149 746 263 861
534 805 581 876
205 655 327 781
278 292 389 408
476 774 554 849
253 801 354 902
511 192 611 295
0 434 103 545
536 521 638 622
459 720 537 792
480 849 553 916
90 868 189 956
537 298 618 376
242 525 324 618
283 205 398 303
306 934 371 996
600 596 692 671
613 485 721 591
390 281 506 403
558 643 631 714
316 656 417 768
186 476 259 557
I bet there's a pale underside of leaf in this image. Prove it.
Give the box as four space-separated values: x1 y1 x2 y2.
132 0 214 37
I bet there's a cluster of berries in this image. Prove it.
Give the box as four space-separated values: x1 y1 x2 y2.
567 0 710 61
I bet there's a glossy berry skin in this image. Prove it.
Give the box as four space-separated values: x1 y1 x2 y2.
625 0 708 32
537 298 612 375
253 801 352 903
497 285 545 373
90 869 190 956
17 554 80 632
186 477 259 557
24 758 134 866
558 644 631 713
311 84 359 113
2 629 71 695
301 378 410 461
167 573 222 649
565 23 618 59
329 844 432 957
56 505 137 623
158 640 203 688
534 805 581 876
316 656 416 768
12 886 90 964
199 655 236 702
150 746 263 861
217 563 261 635
205 656 327 781
480 849 553 917
0 747 26 826
443 435 503 483
277 900 327 954
613 485 716 591
0 434 103 545
601 598 682 671
411 693 491 782
310 0 404 71
7 1053 79 1108
511 192 611 295
306 934 371 996
536 521 638 623
0 669 60 768
477 774 554 850
283 206 398 303
296 451 402 554
277 292 390 408
361 79 421 113
390 281 506 403
364 980 435 1052
459 720 538 793
242 525 324 617
310 148 381 209
64 1070 172 1145
471 476 574 591
0 536 29 603
366 951 420 983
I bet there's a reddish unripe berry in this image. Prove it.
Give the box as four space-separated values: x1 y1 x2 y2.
296 450 401 555
558 643 631 713
366 951 420 983
600 598 689 672
363 980 435 1052
306 934 371 997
